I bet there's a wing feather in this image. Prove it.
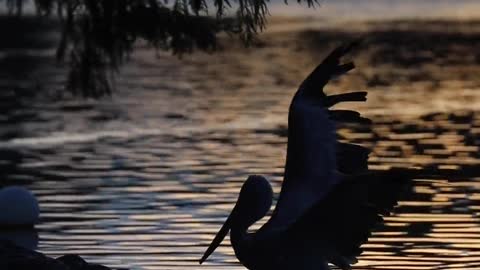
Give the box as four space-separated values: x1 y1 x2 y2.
337 142 370 174
325 92 367 107
329 110 372 124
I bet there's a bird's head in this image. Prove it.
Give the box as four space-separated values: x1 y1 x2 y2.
0 186 39 227
199 175 273 264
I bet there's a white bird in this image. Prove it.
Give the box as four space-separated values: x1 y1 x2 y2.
199 43 411 270
0 186 39 227
0 186 115 269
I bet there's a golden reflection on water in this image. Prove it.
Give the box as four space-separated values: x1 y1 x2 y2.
17 104 480 270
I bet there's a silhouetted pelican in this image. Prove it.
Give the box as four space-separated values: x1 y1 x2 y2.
199 43 411 269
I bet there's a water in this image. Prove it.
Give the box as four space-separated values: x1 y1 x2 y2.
270 0 480 20
1 15 480 270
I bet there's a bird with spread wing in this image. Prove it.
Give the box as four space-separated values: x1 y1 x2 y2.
199 43 411 270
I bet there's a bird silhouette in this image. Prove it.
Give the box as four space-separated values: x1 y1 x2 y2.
199 43 411 270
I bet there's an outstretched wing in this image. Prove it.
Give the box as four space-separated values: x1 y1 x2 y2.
337 142 371 174
286 169 412 270
261 43 367 232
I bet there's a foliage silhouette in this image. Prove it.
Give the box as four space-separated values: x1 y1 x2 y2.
5 0 318 97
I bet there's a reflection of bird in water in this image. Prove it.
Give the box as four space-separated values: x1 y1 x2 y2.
199 44 411 270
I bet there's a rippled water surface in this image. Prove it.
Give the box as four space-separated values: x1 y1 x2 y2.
1 18 480 270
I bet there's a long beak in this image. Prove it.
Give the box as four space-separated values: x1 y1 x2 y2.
199 210 234 264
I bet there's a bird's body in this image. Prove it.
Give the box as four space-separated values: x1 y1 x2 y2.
200 44 411 270
228 177 331 270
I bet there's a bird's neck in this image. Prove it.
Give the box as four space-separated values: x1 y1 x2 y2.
230 227 253 267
